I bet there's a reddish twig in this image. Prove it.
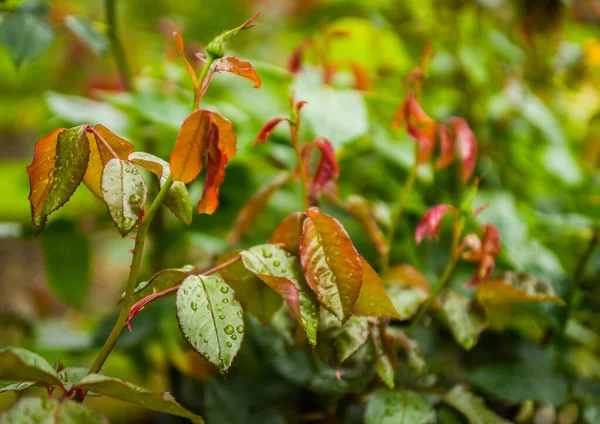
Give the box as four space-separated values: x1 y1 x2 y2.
86 125 120 160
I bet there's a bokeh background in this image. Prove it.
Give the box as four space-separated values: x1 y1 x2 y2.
0 0 599 422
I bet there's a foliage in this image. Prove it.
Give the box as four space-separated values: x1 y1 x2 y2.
0 0 599 423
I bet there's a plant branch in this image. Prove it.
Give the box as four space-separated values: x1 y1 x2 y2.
381 148 420 275
291 123 309 210
125 254 242 328
406 220 462 335
194 56 216 109
105 0 132 91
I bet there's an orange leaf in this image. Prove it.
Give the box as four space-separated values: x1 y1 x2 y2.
309 138 340 200
353 257 401 319
254 117 287 146
394 92 437 165
214 56 261 88
197 112 236 214
269 212 307 254
350 62 371 91
300 208 363 322
83 125 134 198
169 109 212 184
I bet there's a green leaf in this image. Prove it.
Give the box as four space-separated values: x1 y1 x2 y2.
129 152 192 225
300 208 363 322
126 266 193 304
101 159 147 236
64 15 108 55
40 221 91 308
385 265 430 320
0 8 55 66
388 328 427 375
372 325 397 390
316 308 374 366
165 181 193 226
76 374 204 423
443 386 511 424
0 347 62 387
217 250 282 325
57 367 89 392
442 290 488 350
241 244 319 346
0 397 106 423
0 381 36 393
29 125 90 233
365 389 436 424
176 275 244 374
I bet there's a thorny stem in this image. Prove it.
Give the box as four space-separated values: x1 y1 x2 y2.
125 254 242 328
381 147 420 275
81 56 217 401
291 123 309 210
106 0 132 91
406 219 462 335
86 126 119 159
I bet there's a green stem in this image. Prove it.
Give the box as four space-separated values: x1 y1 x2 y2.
106 0 132 91
193 56 215 109
291 123 309 210
381 151 419 275
86 175 174 378
406 221 461 335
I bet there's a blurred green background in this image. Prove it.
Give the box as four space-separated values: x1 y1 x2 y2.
0 0 599 422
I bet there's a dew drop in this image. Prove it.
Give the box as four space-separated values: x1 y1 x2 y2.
273 260 281 267
281 269 287 273
204 339 208 343
262 249 273 258
218 314 225 320
123 217 132 228
226 341 232 347
190 301 198 311
224 324 234 335
220 285 229 294
222 298 229 303
129 194 141 204
206 303 212 311
231 334 237 340
183 289 189 295
237 311 243 319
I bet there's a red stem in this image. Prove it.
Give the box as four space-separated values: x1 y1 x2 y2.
125 254 242 329
86 126 120 160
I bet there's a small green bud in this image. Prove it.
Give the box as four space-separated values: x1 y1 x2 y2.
206 37 225 59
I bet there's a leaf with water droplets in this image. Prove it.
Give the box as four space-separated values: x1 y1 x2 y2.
269 212 306 254
353 257 401 319
240 244 319 346
365 389 436 424
57 367 88 392
300 208 363 323
316 308 375 366
83 125 134 198
176 275 244 375
0 347 62 387
442 290 488 351
27 125 90 233
217 250 282 325
128 152 193 226
101 159 147 236
0 397 106 424
372 324 398 389
75 373 204 423
0 380 36 393
443 385 511 424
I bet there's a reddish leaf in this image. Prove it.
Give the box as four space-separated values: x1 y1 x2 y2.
452 117 477 183
269 212 306 254
462 224 501 287
350 61 371 91
230 172 291 244
28 126 90 233
393 92 437 164
214 56 261 88
83 125 134 198
197 112 236 214
174 32 198 91
353 257 401 319
254 117 288 146
288 38 314 74
415 204 454 245
300 208 363 322
434 124 455 170
308 138 340 200
170 109 212 183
